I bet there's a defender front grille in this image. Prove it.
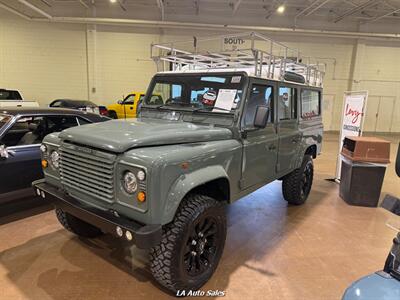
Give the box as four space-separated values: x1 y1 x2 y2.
59 143 116 203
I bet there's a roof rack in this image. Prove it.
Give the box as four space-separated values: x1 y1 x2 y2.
151 32 325 87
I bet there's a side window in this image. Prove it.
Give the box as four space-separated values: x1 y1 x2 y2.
46 116 79 132
244 84 273 128
278 86 297 121
123 94 135 105
77 117 91 125
1 116 44 146
301 89 320 119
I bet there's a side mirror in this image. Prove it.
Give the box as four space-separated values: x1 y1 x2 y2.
0 145 8 159
254 106 270 128
117 100 123 104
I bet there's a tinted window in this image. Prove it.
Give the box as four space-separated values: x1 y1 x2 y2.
50 100 63 107
46 116 79 131
77 117 91 125
1 116 44 146
0 90 22 100
278 86 297 120
301 90 320 119
244 84 273 127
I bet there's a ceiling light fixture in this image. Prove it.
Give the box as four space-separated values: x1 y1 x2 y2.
110 0 117 3
277 5 285 14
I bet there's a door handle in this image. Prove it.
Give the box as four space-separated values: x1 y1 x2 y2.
292 138 298 144
130 107 133 110
268 144 276 151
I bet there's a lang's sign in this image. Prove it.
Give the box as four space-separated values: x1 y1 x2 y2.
335 91 368 180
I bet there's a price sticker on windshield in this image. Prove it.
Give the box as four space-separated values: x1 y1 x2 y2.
212 89 237 113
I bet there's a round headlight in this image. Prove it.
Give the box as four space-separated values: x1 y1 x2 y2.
40 144 47 153
137 170 146 181
50 151 60 169
123 171 137 194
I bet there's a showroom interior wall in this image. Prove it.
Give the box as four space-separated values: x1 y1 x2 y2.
0 9 399 132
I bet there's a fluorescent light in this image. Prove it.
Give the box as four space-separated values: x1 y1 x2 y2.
277 5 285 14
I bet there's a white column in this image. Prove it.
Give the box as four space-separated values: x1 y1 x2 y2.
85 25 97 102
348 39 366 91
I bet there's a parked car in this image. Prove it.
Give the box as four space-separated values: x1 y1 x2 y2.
107 91 154 119
49 99 108 116
0 108 109 203
33 33 324 293
0 88 39 108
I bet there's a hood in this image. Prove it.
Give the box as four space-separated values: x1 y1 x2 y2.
59 118 232 153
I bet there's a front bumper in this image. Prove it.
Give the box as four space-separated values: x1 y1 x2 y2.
32 179 162 249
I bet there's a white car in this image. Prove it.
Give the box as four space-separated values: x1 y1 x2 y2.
0 89 39 108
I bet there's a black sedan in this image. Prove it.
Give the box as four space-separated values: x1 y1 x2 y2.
49 99 108 116
0 108 109 203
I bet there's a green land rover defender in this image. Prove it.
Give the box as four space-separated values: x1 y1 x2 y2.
33 32 324 293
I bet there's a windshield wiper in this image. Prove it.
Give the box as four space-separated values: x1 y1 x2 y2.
193 106 233 113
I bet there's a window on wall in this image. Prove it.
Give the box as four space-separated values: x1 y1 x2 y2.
301 89 320 119
244 84 273 127
278 86 297 120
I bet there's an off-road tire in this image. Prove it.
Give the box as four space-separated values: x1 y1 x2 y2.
150 194 227 293
108 111 118 119
282 155 314 205
55 208 103 238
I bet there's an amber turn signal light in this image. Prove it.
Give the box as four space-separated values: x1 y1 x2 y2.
41 160 48 168
137 191 146 202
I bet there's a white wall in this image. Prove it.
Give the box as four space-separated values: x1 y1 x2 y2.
0 11 399 132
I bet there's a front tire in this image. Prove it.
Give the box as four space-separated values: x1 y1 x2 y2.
55 208 103 238
282 155 314 205
150 194 227 293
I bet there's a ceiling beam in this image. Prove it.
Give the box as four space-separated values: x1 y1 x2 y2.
304 0 332 16
362 7 400 23
296 0 321 18
17 0 52 19
156 0 165 21
0 1 31 20
39 0 51 7
195 0 199 15
78 0 89 9
232 0 242 15
334 0 379 23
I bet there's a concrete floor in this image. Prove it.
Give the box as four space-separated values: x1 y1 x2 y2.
0 133 399 300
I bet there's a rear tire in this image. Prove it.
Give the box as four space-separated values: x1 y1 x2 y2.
150 194 226 293
108 111 118 119
282 155 314 205
55 208 103 238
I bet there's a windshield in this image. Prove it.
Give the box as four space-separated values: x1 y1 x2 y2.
145 74 245 113
0 114 11 129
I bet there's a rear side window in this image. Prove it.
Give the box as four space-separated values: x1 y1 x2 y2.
301 90 320 119
278 86 297 120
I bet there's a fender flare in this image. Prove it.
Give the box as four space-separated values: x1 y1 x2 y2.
161 165 229 224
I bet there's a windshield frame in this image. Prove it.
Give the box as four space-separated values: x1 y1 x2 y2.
142 71 249 116
0 113 13 136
